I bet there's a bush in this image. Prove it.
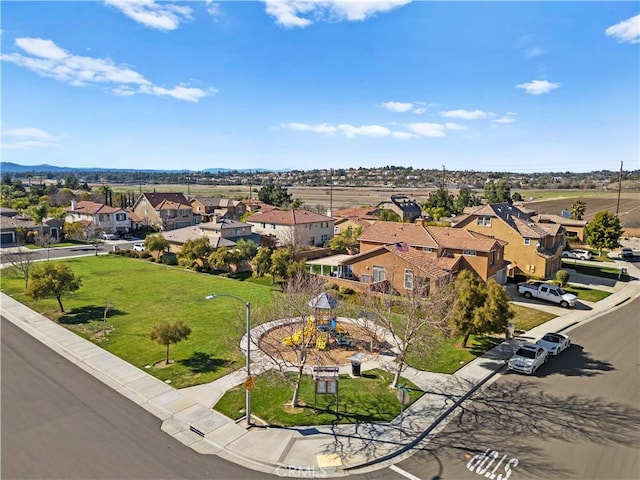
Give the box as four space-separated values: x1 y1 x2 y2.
556 269 570 287
161 252 178 265
339 286 355 295
326 283 339 291
139 251 151 259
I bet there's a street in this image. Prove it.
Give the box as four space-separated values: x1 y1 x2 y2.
393 297 640 479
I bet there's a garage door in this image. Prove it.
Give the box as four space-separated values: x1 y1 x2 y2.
1 232 15 246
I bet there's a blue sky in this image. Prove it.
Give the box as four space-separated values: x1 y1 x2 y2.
1 1 638 173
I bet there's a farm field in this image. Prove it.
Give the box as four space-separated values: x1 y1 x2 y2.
111 183 639 228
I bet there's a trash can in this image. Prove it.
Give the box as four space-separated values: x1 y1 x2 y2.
506 322 515 340
112 245 120 252
348 352 366 377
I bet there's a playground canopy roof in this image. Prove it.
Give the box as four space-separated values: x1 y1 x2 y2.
307 292 340 310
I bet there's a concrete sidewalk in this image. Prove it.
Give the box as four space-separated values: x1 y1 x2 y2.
2 261 639 477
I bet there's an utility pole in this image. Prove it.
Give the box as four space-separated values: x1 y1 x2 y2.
329 168 333 217
616 161 623 216
442 165 446 189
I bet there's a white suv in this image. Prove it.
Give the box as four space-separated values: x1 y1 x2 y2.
562 249 592 260
508 343 548 375
133 243 145 252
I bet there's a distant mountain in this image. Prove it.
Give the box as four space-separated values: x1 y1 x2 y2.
0 162 275 174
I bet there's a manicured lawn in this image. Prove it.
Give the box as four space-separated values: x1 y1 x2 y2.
561 260 630 282
409 304 558 374
563 285 611 302
1 255 276 388
214 369 422 426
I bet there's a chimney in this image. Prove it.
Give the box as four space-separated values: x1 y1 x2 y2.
71 200 77 211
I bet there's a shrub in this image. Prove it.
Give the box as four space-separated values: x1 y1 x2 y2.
161 252 178 265
339 286 355 295
556 270 570 287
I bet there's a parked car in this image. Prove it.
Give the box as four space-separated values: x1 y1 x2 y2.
101 232 117 240
562 249 592 260
508 343 548 375
133 243 145 252
619 247 634 259
536 332 571 356
517 282 578 308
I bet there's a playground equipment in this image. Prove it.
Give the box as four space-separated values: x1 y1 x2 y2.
281 293 355 349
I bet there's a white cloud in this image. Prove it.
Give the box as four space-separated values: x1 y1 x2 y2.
1 37 210 102
381 101 414 113
205 1 222 19
493 115 516 124
104 0 193 31
440 109 488 120
526 47 545 58
380 101 426 114
283 123 338 135
443 122 466 131
2 127 62 150
516 79 560 95
391 131 416 139
338 124 391 138
407 122 446 137
605 14 640 44
263 0 411 28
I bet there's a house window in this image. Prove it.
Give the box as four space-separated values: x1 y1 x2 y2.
489 250 495 265
423 247 434 253
404 269 414 290
261 223 266 228
115 213 126 221
524 238 531 246
372 266 386 282
271 224 276 229
334 226 340 234
321 234 329 242
462 249 477 256
477 216 492 226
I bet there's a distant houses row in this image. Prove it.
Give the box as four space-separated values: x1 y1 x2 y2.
0 191 589 293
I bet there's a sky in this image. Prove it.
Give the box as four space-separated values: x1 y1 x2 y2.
1 1 639 173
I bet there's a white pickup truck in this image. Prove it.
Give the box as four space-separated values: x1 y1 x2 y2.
517 282 578 308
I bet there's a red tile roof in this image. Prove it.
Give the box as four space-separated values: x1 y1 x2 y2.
67 201 124 215
246 209 333 225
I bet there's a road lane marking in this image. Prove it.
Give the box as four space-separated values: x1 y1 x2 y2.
390 464 422 480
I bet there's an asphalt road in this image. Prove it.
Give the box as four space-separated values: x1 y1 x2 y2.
0 318 272 480
393 297 640 480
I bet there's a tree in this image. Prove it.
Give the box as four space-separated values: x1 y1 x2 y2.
570 200 587 220
585 210 623 255
252 247 272 278
27 202 49 237
511 192 523 202
149 320 191 365
451 271 514 348
375 209 401 222
328 230 359 254
454 187 481 214
420 188 455 217
144 234 170 257
357 271 457 387
483 180 512 204
258 184 293 207
555 269 570 287
4 245 35 289
26 262 82 313
178 237 213 269
35 234 56 261
270 247 294 279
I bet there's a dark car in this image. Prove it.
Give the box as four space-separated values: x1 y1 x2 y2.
619 248 634 259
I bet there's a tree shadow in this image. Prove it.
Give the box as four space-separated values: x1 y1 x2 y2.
469 336 502 357
59 305 126 324
177 351 231 374
536 344 615 377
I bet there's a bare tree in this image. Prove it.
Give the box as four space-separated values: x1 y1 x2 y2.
3 245 35 290
256 272 343 407
35 234 56 261
355 267 457 387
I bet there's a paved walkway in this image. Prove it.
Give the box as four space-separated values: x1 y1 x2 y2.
2 259 639 477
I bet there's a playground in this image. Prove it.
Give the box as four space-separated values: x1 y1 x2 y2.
257 293 392 367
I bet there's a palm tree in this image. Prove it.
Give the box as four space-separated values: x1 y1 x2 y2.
570 200 587 220
27 202 49 238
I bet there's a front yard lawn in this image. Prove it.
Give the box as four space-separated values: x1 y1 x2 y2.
215 369 422 426
563 284 611 302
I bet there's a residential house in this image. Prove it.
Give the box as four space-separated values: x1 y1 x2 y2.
375 195 422 223
190 197 247 223
531 213 587 242
245 209 334 247
1 207 62 245
131 192 195 231
452 203 566 279
331 206 379 236
308 220 507 297
66 200 131 234
161 218 258 253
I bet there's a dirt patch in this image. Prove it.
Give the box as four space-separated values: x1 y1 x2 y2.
153 360 173 368
259 323 385 366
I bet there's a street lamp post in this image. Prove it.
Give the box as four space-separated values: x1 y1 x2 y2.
206 294 252 427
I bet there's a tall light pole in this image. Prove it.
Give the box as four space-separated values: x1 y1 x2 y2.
205 294 252 427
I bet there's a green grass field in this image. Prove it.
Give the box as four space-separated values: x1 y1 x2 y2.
2 255 560 387
215 369 422 426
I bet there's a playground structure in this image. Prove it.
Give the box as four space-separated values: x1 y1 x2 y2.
282 293 354 350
